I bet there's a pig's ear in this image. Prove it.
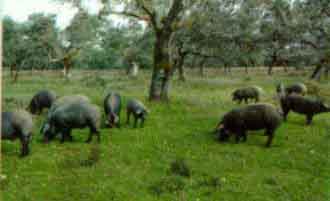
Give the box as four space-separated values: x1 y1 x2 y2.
217 123 224 130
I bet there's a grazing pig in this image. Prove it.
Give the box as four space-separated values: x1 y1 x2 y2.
28 90 57 115
232 86 263 104
277 82 307 96
104 92 121 128
49 95 90 113
1 110 33 156
41 102 101 143
126 99 149 128
280 94 330 125
216 103 282 147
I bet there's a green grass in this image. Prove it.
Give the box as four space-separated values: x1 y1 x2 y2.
1 69 330 201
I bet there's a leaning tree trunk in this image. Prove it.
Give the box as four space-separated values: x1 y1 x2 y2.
310 60 325 81
149 33 172 101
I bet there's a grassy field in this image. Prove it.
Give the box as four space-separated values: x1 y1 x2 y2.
1 69 330 201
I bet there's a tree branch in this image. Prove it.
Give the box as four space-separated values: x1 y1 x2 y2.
301 39 318 49
136 0 159 30
111 11 147 22
163 0 184 29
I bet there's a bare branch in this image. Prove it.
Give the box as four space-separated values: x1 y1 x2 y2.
163 0 184 29
111 11 147 21
135 0 159 30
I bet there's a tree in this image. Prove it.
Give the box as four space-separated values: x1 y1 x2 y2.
98 0 199 100
293 0 330 80
3 14 60 81
47 7 101 77
258 0 292 75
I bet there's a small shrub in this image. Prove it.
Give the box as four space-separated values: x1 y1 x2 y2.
264 177 278 186
244 77 252 81
198 175 222 188
305 81 321 96
169 158 191 177
83 75 107 88
149 176 186 196
80 145 100 167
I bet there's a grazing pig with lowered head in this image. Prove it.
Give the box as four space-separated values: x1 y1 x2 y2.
1 110 33 157
49 95 90 113
280 94 330 125
277 82 307 96
126 99 149 128
41 95 91 132
104 92 121 128
41 102 101 143
28 90 57 115
216 103 282 147
232 86 263 104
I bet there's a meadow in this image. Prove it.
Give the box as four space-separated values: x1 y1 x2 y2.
1 68 330 201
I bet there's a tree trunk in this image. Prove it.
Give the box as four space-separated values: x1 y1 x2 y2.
325 67 329 79
160 70 171 100
268 65 273 75
149 33 172 101
178 64 185 81
268 53 277 75
10 64 16 78
63 57 71 78
199 58 206 77
283 60 288 73
10 64 19 83
310 61 325 81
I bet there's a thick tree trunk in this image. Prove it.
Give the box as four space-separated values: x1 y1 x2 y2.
149 68 161 100
149 33 172 101
160 70 171 100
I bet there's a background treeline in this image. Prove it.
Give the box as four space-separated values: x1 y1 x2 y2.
3 0 330 77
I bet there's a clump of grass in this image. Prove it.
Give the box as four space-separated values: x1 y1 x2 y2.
305 81 321 96
263 176 278 186
80 144 101 167
244 77 252 81
325 123 330 139
83 75 107 88
149 176 186 196
0 174 8 191
198 175 222 188
169 158 191 178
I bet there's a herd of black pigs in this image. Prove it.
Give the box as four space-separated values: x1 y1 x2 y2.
2 82 330 157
